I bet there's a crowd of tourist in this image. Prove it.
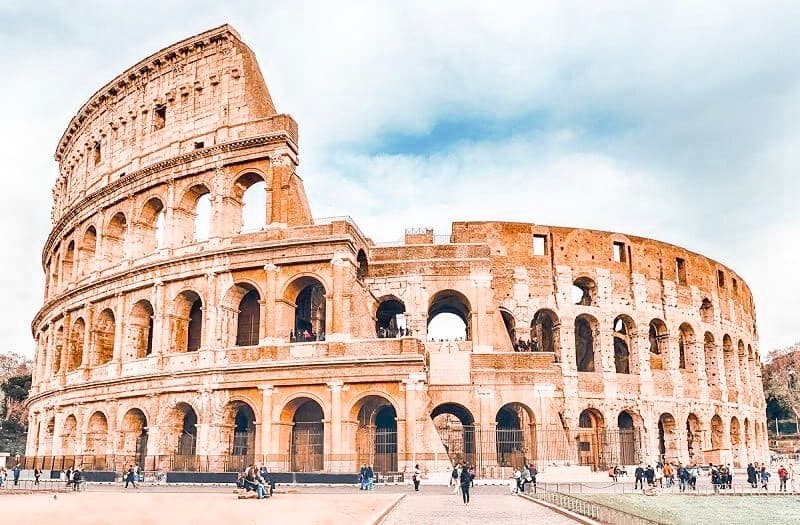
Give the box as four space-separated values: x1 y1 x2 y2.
512 337 540 352
289 329 325 342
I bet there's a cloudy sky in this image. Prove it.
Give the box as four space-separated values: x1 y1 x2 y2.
1 1 798 358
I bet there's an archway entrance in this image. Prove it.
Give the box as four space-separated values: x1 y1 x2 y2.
431 403 475 466
687 414 702 464
120 409 148 468
355 396 398 474
730 417 742 467
230 403 256 471
376 298 406 338
170 403 198 471
291 399 324 472
85 411 109 470
427 290 471 341
292 279 326 340
577 409 605 470
495 403 535 467
658 413 678 463
617 411 638 465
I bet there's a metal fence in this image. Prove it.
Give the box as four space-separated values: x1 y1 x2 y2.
525 485 664 525
0 479 69 492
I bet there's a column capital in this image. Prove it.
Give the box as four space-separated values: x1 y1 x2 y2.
327 380 344 392
264 263 279 273
258 384 275 394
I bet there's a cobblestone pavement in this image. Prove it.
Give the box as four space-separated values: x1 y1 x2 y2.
379 487 579 524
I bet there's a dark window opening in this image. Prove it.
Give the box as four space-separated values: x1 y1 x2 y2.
93 141 101 165
153 104 166 130
717 270 725 288
675 257 687 285
236 289 261 346
187 299 203 352
194 141 204 149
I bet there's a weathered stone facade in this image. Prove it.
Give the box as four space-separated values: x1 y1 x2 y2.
26 25 767 476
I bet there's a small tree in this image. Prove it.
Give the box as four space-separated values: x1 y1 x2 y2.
764 343 800 419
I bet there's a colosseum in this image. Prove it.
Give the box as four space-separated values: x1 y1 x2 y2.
24 25 767 481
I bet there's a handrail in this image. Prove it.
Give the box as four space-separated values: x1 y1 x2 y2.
526 485 665 525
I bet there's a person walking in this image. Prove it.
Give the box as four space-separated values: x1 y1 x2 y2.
779 465 789 492
34 467 41 486
677 465 689 492
11 464 21 486
366 464 375 490
634 464 645 490
459 462 474 505
663 463 673 488
760 466 770 491
412 464 421 491
451 462 461 493
747 463 757 488
124 465 137 488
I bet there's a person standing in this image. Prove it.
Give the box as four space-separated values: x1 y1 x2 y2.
366 464 375 490
634 464 644 490
34 467 41 486
520 465 532 493
125 465 137 488
412 464 421 491
747 463 757 488
459 462 473 505
778 465 789 492
760 465 770 490
451 462 461 493
12 464 21 486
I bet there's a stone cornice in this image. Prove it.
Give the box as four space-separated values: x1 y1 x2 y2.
43 131 295 264
55 24 240 162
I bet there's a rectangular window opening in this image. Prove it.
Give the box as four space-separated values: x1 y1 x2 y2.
153 104 166 130
717 270 725 288
194 141 205 149
533 234 547 256
732 278 738 293
613 241 626 263
675 257 687 285
93 141 101 165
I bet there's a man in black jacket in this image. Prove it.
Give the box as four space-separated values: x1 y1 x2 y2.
634 464 645 489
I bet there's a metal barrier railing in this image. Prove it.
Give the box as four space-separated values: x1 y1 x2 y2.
525 485 664 525
0 479 69 492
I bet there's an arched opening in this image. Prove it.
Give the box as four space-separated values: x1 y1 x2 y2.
178 184 212 243
292 278 326 341
613 315 635 374
355 396 398 474
194 193 212 241
730 416 742 467
42 417 55 457
722 335 738 390
658 413 678 463
431 403 476 466
577 409 605 470
174 291 203 352
236 173 267 232
427 290 471 341
79 226 97 275
85 411 109 469
63 241 75 284
648 319 668 370
128 300 154 359
228 402 257 471
61 414 77 456
500 308 517 350
495 403 536 467
291 399 325 472
176 403 198 458
704 332 718 386
678 323 695 372
93 309 115 365
138 198 166 254
700 298 714 324
120 409 148 467
710 414 724 450
617 411 639 465
575 315 598 372
356 249 368 281
236 288 261 347
686 413 702 463
375 297 406 338
67 318 85 372
530 309 560 355
52 251 60 292
105 212 127 262
572 277 597 306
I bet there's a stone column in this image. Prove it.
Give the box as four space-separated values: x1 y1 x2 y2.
112 293 126 375
59 311 71 386
327 256 348 341
259 264 277 343
150 280 166 358
257 385 274 459
328 381 344 470
203 271 218 349
471 272 492 352
81 303 94 380
402 375 424 469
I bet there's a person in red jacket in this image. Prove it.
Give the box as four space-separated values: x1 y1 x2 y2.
779 465 789 492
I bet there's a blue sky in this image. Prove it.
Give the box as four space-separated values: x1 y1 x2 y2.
0 1 798 357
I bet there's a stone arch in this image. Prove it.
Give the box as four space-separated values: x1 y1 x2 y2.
234 172 267 232
711 414 724 450
375 296 406 338
722 334 738 390
92 308 115 365
577 408 605 470
119 408 149 464
41 416 55 456
678 322 696 372
575 314 599 372
165 402 199 466
224 401 257 465
658 413 679 463
356 249 368 281
79 225 97 275
427 289 472 341
85 411 109 458
285 275 327 340
431 403 476 466
686 413 703 463
572 276 597 306
648 318 668 370
61 414 78 456
63 240 75 284
137 196 166 254
495 402 536 467
52 250 61 291
67 317 85 372
499 307 517 350
220 282 263 347
700 298 714 324
704 332 719 387
280 397 325 472
353 394 398 474
613 315 636 374
105 211 128 262
531 309 560 356
730 416 742 467
173 290 203 352
178 183 212 243
128 300 154 359
616 410 641 465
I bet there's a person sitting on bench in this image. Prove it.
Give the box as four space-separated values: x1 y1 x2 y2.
242 465 267 499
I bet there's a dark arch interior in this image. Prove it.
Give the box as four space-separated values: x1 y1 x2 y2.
575 317 595 372
188 298 203 352
500 309 516 348
294 281 326 339
618 411 634 429
292 399 324 472
357 250 368 280
177 405 198 456
431 403 475 426
232 404 256 457
236 288 260 346
531 310 558 353
376 299 406 338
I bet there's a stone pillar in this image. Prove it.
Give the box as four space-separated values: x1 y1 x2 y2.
262 264 279 342
151 280 166 356
112 293 126 374
257 385 274 459
195 389 212 456
59 311 71 386
327 256 348 341
203 271 218 349
80 303 94 380
477 388 496 468
402 375 424 469
328 381 344 470
471 272 492 352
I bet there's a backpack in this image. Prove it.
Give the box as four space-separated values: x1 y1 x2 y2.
451 468 458 479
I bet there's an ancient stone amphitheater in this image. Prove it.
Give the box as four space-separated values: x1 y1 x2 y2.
24 25 767 479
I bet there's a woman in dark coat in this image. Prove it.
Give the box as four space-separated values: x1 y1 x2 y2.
459 463 474 505
747 463 757 488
